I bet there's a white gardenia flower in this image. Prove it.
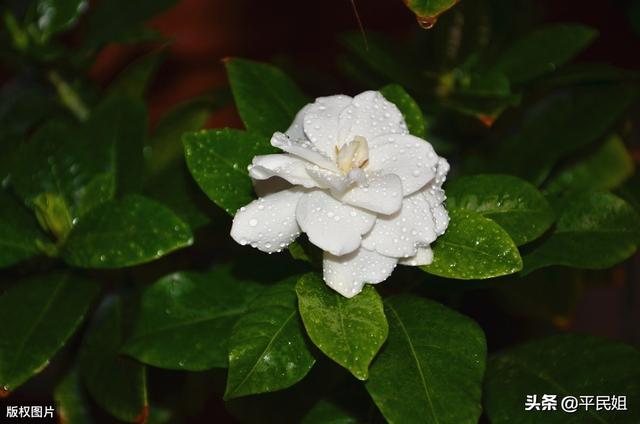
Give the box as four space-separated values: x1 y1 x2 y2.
231 91 449 298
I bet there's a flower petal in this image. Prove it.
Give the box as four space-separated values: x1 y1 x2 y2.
296 190 375 256
336 173 403 215
338 91 407 148
249 154 317 188
323 247 398 298
271 132 339 172
230 189 304 253
368 134 439 196
362 190 437 258
398 246 433 266
421 187 449 235
306 167 354 192
286 104 312 139
303 95 352 158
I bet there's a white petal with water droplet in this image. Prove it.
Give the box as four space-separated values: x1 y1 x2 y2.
306 167 354 192
335 173 403 215
249 154 317 188
362 190 437 258
271 132 338 172
338 91 407 148
368 134 439 195
230 188 304 253
398 246 434 266
303 95 352 157
296 190 375 256
323 247 398 298
421 187 450 236
286 103 312 139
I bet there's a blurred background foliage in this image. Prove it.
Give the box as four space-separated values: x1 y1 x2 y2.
0 0 639 422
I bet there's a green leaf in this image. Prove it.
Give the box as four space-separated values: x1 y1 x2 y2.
184 128 276 215
302 400 359 424
80 297 147 423
54 368 93 424
0 272 99 393
225 58 308 136
34 0 87 39
124 267 265 370
295 273 388 380
485 334 640 424
545 135 634 194
403 0 459 22
84 0 178 47
493 24 598 84
89 95 148 195
11 120 115 224
523 192 640 274
107 50 164 98
380 84 427 139
422 208 522 279
365 295 486 424
224 278 315 399
0 190 46 267
446 174 555 245
496 83 638 185
62 195 193 268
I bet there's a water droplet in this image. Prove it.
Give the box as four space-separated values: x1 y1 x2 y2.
249 218 258 227
417 15 438 29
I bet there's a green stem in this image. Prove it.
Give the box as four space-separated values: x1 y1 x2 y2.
47 70 90 122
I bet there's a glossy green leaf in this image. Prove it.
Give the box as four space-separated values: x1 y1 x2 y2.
62 195 193 268
403 0 458 21
380 84 426 139
224 278 315 399
35 0 87 39
54 368 93 424
89 95 148 195
80 297 147 423
422 208 522 279
84 0 178 47
493 24 598 84
124 267 265 370
11 120 115 223
523 192 640 274
446 174 555 245
485 334 640 424
107 50 164 98
295 273 388 380
496 83 637 185
0 190 46 267
545 135 634 194
0 272 99 393
302 400 358 424
225 58 308 136
184 128 276 215
365 295 486 424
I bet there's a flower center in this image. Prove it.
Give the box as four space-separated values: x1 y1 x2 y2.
336 136 369 175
